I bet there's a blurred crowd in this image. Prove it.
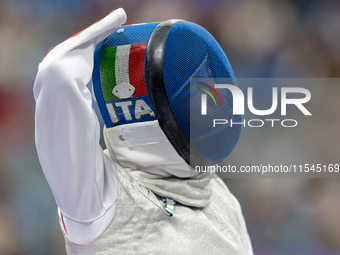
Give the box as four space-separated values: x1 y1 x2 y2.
0 0 339 254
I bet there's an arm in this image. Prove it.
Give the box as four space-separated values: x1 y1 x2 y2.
33 8 127 243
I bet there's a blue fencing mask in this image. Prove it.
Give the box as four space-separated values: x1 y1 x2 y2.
92 19 242 168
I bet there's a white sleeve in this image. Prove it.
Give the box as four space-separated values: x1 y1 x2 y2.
33 8 127 243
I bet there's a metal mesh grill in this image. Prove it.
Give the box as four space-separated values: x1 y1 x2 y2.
94 21 241 162
163 21 241 162
103 23 159 47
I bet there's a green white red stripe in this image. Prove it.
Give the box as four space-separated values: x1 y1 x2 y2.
100 42 148 101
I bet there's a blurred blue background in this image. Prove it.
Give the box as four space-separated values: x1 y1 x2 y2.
0 0 340 254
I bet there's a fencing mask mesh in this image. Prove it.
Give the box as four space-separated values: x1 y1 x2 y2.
93 20 242 167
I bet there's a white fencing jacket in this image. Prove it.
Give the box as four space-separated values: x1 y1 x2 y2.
34 8 253 254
